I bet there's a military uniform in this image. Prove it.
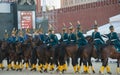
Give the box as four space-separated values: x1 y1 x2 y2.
61 25 69 44
3 30 9 41
24 29 32 41
8 28 17 43
48 25 58 46
92 23 105 62
92 25 105 49
17 30 24 43
76 25 87 47
49 33 58 46
107 26 120 52
68 25 76 44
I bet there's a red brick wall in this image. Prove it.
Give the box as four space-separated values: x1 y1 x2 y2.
54 0 120 33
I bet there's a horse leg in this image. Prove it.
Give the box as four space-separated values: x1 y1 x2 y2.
25 60 29 70
88 58 95 73
116 59 120 74
7 57 12 71
37 59 43 73
72 58 78 73
105 59 112 74
77 58 83 72
99 58 111 74
0 57 4 70
82 58 88 73
49 58 55 71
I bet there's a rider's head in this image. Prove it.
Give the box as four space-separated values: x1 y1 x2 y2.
93 25 98 32
109 25 114 32
69 25 74 33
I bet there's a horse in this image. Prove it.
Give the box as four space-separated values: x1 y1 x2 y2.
99 39 120 74
36 42 56 72
15 42 24 71
77 36 97 73
78 36 120 74
55 42 79 73
22 37 33 70
0 40 9 70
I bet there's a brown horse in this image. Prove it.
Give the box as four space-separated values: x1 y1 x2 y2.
36 43 56 73
99 42 120 74
78 36 120 74
77 36 97 73
56 43 79 73
22 37 33 70
0 40 9 70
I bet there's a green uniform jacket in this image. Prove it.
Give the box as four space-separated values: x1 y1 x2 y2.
68 33 76 44
61 33 69 44
107 32 120 52
77 31 87 47
49 33 58 46
92 32 105 51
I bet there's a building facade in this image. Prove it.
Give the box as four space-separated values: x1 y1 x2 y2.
61 0 104 8
47 0 120 33
0 0 41 15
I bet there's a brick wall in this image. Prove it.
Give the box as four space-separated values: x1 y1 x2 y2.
54 0 120 33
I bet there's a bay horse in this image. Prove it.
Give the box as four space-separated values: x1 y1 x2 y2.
78 36 120 74
0 40 9 70
55 42 79 73
22 37 33 70
77 36 97 73
36 42 56 73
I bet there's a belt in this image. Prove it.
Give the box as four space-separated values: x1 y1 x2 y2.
63 39 68 41
111 39 117 41
70 40 75 41
94 38 100 41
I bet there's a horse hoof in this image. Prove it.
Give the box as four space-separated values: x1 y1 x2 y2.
50 68 54 71
1 67 5 70
6 69 9 71
39 70 43 73
56 69 59 71
44 69 48 73
30 69 34 71
107 72 112 74
82 71 88 74
93 70 95 73
99 71 103 74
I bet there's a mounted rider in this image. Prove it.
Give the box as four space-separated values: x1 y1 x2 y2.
17 29 24 43
61 23 69 44
38 27 46 43
24 28 32 41
8 28 17 43
76 21 88 48
107 24 120 52
3 29 9 41
68 22 76 44
48 24 58 46
92 20 105 62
